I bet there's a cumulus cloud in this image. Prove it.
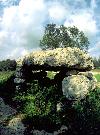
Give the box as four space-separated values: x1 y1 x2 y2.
64 11 98 35
48 2 67 24
0 0 99 60
0 0 48 60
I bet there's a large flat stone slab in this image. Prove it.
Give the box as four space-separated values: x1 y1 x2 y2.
17 47 94 70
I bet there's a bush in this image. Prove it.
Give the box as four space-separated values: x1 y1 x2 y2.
13 80 64 129
72 87 100 134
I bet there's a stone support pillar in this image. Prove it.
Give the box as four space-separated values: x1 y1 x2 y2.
14 66 26 91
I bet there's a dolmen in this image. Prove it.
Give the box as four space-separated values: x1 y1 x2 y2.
15 47 97 100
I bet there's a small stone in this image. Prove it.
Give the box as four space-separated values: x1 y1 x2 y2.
57 102 63 112
60 125 68 132
14 78 25 84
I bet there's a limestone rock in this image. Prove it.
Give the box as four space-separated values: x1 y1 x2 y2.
57 102 63 112
0 117 25 135
0 98 24 135
31 125 68 135
14 78 25 84
0 97 17 123
31 129 53 135
78 72 93 79
62 75 97 100
66 70 79 76
17 47 94 70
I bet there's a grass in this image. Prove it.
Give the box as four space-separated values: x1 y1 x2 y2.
92 68 100 72
0 71 14 85
94 74 100 88
47 71 58 79
94 74 100 82
92 69 100 76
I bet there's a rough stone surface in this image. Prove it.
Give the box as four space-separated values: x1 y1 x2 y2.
31 125 68 135
0 97 25 135
17 47 94 70
0 117 25 135
31 129 53 135
0 97 17 122
62 75 97 100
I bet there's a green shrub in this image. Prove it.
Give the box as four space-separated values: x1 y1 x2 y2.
13 81 60 118
73 87 100 130
13 80 68 132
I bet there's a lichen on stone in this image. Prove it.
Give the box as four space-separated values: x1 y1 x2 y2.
62 75 97 100
17 47 94 70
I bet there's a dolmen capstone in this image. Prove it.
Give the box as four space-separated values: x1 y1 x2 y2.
15 47 97 100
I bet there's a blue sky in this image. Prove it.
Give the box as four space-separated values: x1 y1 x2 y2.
0 0 100 60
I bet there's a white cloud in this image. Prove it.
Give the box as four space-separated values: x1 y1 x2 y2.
0 0 47 59
48 3 67 23
0 0 99 60
64 11 98 35
6 48 29 59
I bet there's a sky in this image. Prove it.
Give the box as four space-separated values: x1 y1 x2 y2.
0 0 100 60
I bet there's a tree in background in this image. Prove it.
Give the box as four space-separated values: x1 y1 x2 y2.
40 24 89 51
0 59 16 71
93 57 100 68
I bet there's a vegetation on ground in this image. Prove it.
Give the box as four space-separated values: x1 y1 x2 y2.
0 68 100 133
72 87 100 134
0 71 15 85
94 74 100 82
13 81 65 131
47 71 58 79
92 68 100 73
